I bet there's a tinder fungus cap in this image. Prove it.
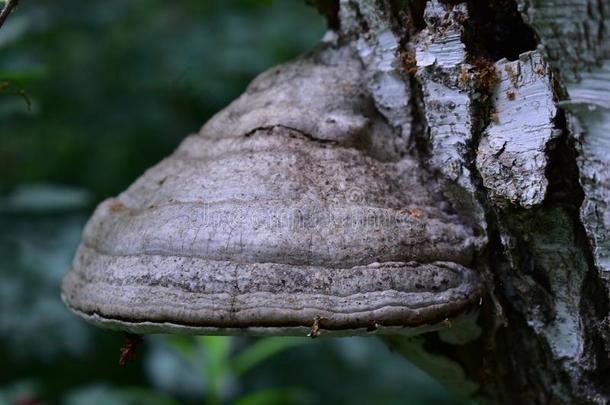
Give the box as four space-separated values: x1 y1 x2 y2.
61 44 483 336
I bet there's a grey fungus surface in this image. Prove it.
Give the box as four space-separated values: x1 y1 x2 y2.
62 44 484 336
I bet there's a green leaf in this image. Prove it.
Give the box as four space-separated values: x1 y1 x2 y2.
0 79 31 110
118 386 182 405
197 336 234 405
231 337 307 375
165 335 198 360
231 387 314 405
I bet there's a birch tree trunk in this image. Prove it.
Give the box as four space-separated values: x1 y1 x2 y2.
312 0 610 403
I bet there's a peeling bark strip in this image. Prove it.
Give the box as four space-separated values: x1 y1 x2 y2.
339 0 413 155
577 107 610 284
413 1 485 229
477 51 559 208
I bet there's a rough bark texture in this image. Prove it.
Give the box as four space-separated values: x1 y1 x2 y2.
332 0 609 403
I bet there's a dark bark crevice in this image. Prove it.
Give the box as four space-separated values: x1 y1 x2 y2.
405 73 430 159
449 2 564 401
461 0 538 61
307 0 341 30
549 112 610 400
544 76 610 401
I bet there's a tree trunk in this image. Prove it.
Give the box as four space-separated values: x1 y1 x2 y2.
319 0 610 403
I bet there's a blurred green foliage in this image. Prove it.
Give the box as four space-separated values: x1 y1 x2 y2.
0 1 463 404
0 0 325 199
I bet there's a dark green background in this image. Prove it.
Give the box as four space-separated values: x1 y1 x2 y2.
0 1 463 404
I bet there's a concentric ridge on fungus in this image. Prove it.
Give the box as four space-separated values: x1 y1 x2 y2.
61 44 483 336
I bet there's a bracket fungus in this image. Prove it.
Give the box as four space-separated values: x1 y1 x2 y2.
62 43 484 337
